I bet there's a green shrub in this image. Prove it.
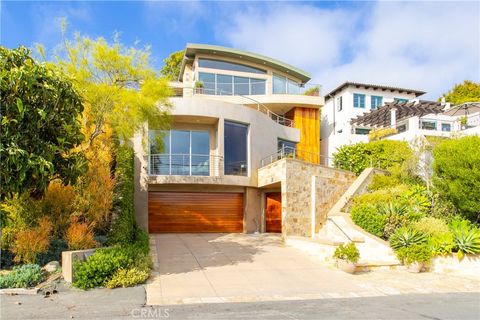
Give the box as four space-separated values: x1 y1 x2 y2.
350 204 386 238
377 201 408 216
368 173 402 191
450 220 480 260
351 186 407 209
389 227 427 250
108 146 137 246
396 244 432 265
402 185 431 215
333 242 360 263
413 217 449 238
334 140 413 174
428 233 455 256
104 268 150 289
0 264 44 289
433 136 480 222
383 213 409 239
73 230 151 290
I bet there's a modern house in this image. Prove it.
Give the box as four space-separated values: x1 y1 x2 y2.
133 44 355 237
321 82 426 159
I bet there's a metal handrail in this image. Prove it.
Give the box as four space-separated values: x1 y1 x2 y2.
185 87 295 128
149 153 223 176
259 146 354 172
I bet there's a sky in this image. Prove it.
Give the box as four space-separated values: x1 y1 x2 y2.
2 1 479 100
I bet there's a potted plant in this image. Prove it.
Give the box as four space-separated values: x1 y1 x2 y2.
396 244 432 273
194 81 204 94
333 242 360 274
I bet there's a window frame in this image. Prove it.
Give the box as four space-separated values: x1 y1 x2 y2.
224 120 249 177
353 93 366 108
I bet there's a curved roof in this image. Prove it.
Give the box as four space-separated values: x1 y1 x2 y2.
180 43 311 82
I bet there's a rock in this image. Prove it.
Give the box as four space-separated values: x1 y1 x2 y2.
15 301 22 305
43 261 60 273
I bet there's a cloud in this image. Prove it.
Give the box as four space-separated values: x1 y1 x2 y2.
30 2 92 48
217 1 480 99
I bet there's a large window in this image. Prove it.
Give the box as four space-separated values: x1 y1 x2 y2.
371 96 383 110
149 130 210 176
198 72 266 95
224 121 248 176
198 58 266 74
354 93 366 108
273 74 302 94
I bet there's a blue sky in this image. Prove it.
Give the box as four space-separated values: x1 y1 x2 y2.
2 1 479 99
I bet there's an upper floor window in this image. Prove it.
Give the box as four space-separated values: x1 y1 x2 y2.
278 139 297 154
273 74 302 94
336 96 343 112
394 98 409 103
371 96 383 110
353 93 366 108
224 121 248 176
198 72 266 95
198 58 266 74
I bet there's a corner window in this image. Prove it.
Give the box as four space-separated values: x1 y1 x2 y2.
371 96 383 110
354 93 366 108
336 96 343 112
394 98 409 103
273 73 302 94
441 123 451 132
224 121 248 176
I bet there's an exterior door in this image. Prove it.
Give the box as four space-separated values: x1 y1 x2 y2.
148 192 244 233
265 192 282 233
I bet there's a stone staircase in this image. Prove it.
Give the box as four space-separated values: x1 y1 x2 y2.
286 168 400 271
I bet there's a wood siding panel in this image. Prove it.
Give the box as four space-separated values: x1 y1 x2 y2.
148 192 244 233
286 107 320 164
265 192 282 233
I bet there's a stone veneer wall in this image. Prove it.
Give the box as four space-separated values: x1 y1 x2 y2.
258 158 356 237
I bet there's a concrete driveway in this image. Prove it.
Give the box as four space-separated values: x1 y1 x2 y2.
146 233 480 306
146 233 370 305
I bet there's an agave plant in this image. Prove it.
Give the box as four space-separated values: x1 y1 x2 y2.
450 220 480 260
389 227 427 250
378 201 409 216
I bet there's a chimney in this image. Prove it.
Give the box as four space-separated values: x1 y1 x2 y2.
390 108 397 127
444 102 451 110
441 97 446 106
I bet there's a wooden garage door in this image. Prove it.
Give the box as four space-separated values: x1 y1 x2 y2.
148 192 244 233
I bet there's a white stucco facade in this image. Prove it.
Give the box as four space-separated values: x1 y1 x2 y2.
321 83 421 158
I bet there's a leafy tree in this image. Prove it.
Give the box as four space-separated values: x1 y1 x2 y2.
54 32 172 144
440 80 480 104
333 140 413 175
160 50 184 80
0 46 85 200
433 136 480 222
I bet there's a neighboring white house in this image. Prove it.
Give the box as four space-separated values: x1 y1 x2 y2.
320 82 425 159
349 101 480 142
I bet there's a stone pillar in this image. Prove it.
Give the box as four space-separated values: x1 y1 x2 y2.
133 129 149 231
244 187 262 233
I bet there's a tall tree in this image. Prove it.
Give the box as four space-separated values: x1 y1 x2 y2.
440 80 480 104
0 46 85 200
55 32 172 145
160 50 184 80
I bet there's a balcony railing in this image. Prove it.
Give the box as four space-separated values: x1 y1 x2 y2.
149 154 222 176
185 87 295 128
260 146 353 171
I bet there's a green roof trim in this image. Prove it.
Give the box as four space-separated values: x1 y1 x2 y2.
181 43 311 82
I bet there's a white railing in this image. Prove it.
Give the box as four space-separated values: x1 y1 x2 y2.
149 154 223 176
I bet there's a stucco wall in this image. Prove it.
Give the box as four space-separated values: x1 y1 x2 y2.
258 158 356 237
